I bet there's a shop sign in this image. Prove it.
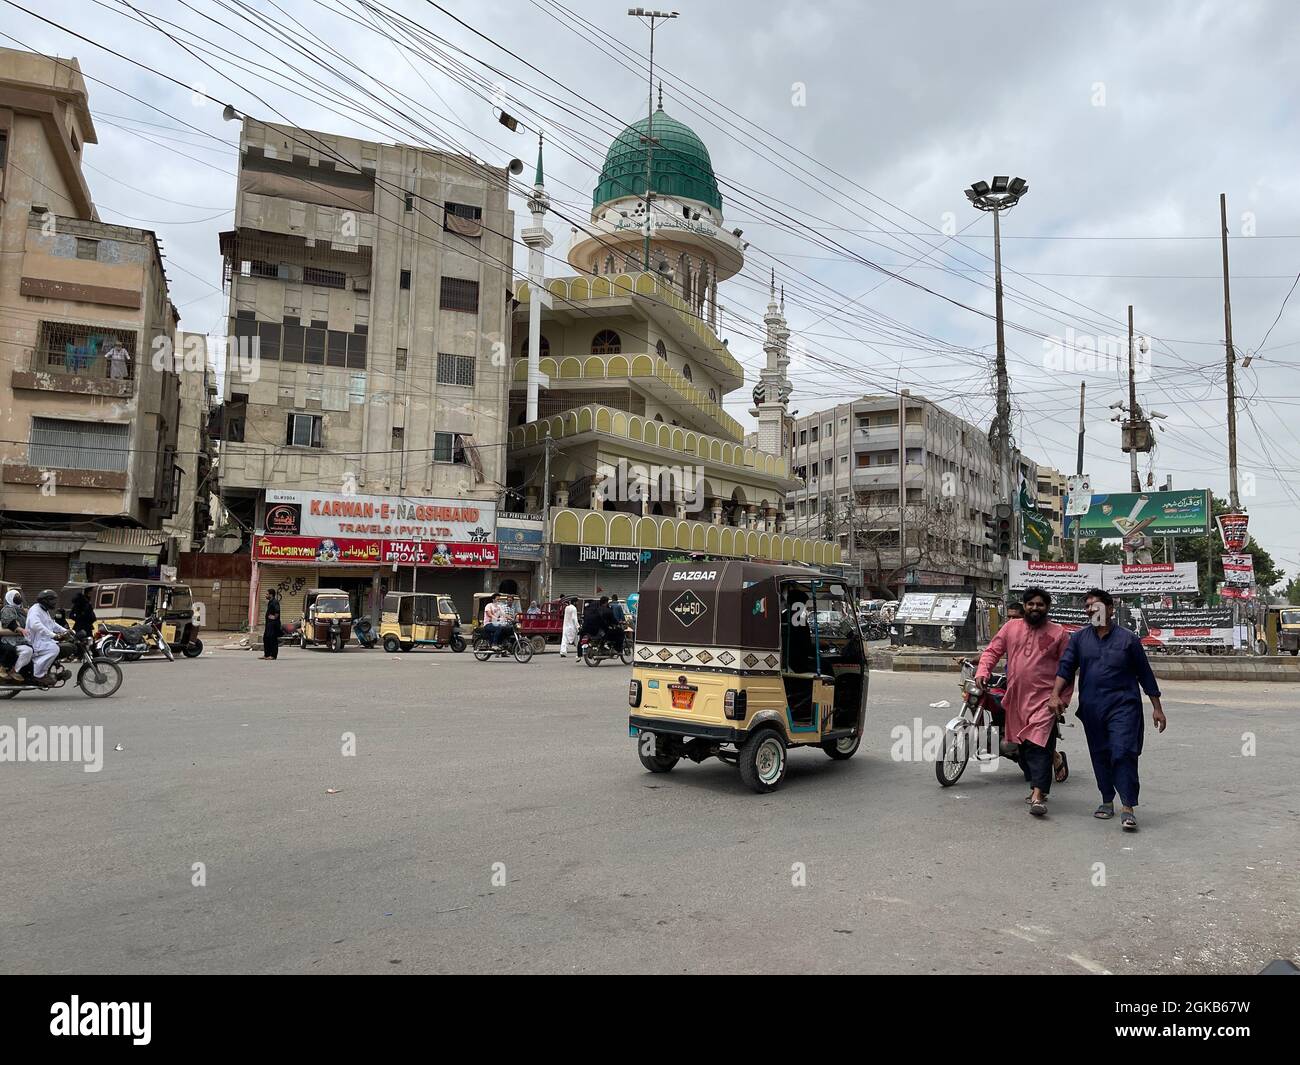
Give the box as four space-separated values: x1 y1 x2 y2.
266 489 495 542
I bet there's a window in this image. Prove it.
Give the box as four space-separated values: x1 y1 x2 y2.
591 329 621 354
840 455 848 465
391 427 404 450
519 334 550 356
433 431 457 463
0 131 7 169
404 191 414 211
436 352 475 387
396 348 407 371
286 413 322 448
36 322 137 378
799 429 807 445
29 417 129 471
349 374 366 404
824 459 833 475
400 269 411 290
824 421 833 439
656 339 667 359
346 331 367 369
303 266 346 289
75 238 98 261
444 202 483 237
440 276 479 312
709 388 717 403
682 363 693 382
809 426 818 443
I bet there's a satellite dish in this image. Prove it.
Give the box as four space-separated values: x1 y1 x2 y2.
508 158 524 176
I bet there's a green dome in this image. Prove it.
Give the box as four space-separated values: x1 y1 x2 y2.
593 109 722 212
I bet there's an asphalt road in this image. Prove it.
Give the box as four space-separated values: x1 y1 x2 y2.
1 644 1296 974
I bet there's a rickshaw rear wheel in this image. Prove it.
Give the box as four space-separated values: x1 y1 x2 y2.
383 636 401 654
182 639 203 658
400 642 414 652
822 733 861 760
637 735 679 773
450 634 466 653
529 635 546 655
738 728 787 793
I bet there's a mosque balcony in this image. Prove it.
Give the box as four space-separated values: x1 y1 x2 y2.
510 353 744 441
514 271 743 391
567 208 745 285
548 506 843 569
507 403 793 490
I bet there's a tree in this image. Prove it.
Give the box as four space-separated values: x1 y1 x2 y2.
1077 538 1122 565
1283 577 1300 605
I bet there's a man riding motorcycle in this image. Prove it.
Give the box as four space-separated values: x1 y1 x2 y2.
27 589 70 688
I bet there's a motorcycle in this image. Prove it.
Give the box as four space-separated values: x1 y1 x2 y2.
353 616 377 649
95 615 174 663
578 630 633 666
0 635 124 699
278 619 301 645
936 658 1069 787
471 623 534 663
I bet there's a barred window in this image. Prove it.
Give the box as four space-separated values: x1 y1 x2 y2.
303 266 346 289
29 417 129 472
591 329 621 354
436 352 475 386
439 276 479 313
444 202 483 237
36 322 137 378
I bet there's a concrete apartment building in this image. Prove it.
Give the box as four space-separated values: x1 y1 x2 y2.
216 118 515 621
784 394 1036 598
0 49 186 590
1035 465 1068 554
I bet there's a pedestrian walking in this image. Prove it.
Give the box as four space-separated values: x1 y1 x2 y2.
976 587 1072 817
1051 588 1165 831
559 597 579 658
262 590 281 660
69 589 97 638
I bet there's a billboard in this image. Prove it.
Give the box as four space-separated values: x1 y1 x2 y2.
252 536 498 568
265 489 495 543
894 592 974 625
1010 560 1198 595
1010 560 1102 594
1137 607 1234 648
1062 490 1210 538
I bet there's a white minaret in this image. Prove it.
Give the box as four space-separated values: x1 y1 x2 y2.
521 135 553 423
752 270 793 457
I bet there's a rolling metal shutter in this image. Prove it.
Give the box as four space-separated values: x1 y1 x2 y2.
2 552 72 597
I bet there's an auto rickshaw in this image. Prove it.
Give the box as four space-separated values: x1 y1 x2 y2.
1270 605 1300 655
628 561 869 793
62 579 204 657
380 592 466 653
300 588 352 652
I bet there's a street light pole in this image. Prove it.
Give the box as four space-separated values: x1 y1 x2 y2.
629 9 678 272
966 176 1029 605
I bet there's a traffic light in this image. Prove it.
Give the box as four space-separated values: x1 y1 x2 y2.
993 503 1013 557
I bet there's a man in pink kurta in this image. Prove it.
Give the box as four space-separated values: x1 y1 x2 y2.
976 587 1072 815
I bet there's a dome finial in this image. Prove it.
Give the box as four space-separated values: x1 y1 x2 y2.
770 268 776 299
780 285 785 312
657 81 663 111
534 131 544 188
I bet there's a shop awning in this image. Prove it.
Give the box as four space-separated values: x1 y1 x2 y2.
78 529 168 567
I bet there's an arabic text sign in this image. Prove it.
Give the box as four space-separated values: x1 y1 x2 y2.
1140 607 1233 647
1101 562 1199 595
252 535 382 565
894 592 972 625
266 489 495 542
1221 553 1255 586
1009 560 1102 593
1062 489 1210 537
1216 512 1251 552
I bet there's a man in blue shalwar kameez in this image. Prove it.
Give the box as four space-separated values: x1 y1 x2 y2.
1050 588 1166 831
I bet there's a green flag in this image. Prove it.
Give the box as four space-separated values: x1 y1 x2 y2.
1020 480 1052 551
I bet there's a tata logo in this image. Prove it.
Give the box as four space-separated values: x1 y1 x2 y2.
669 589 707 627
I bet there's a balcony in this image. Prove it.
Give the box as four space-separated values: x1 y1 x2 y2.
508 402 790 482
510 353 743 441
853 423 924 448
851 463 926 490
11 330 137 398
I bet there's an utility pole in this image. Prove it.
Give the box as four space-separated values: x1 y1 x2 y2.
1127 305 1141 493
540 436 553 602
1220 192 1240 510
898 388 908 598
629 9 678 272
1073 381 1085 564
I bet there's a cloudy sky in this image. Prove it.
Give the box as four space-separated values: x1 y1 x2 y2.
7 0 1300 579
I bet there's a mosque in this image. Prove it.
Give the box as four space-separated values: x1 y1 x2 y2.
506 97 844 597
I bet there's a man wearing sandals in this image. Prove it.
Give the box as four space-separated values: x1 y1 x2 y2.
976 587 1072 818
1050 588 1166 831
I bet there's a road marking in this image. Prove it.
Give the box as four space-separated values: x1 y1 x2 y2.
1066 953 1112 975
1002 928 1037 942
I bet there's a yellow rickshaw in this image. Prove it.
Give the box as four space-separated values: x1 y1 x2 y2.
380 592 466 653
1271 605 1300 655
64 579 204 657
300 588 352 652
628 561 869 793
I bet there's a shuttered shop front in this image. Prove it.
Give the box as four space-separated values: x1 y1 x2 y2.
1 552 72 596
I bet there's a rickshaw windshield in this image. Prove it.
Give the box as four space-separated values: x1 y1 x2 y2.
1282 610 1300 627
438 597 456 618
317 596 350 614
166 589 192 612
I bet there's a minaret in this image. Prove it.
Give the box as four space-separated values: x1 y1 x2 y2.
521 134 553 422
752 270 793 458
